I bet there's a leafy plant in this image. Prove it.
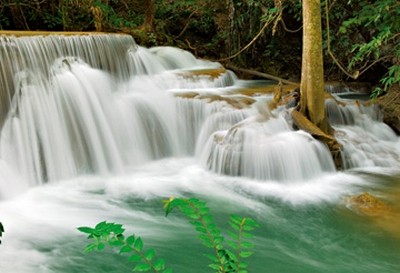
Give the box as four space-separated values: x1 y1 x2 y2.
371 64 400 99
79 197 259 273
78 221 171 273
0 222 4 244
164 197 259 273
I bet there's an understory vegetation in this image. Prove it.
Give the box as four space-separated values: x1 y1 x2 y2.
78 197 259 273
0 0 398 94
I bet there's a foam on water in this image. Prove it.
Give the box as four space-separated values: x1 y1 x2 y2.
1 34 400 273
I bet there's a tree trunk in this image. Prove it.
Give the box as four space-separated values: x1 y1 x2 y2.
142 0 154 31
300 0 327 132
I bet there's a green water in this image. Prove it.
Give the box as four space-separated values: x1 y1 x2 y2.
1 161 399 273
50 173 400 272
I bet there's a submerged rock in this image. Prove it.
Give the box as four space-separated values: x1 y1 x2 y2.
347 191 400 238
348 192 389 217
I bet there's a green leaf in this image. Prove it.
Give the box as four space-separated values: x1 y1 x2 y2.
202 214 214 224
126 235 136 246
154 259 166 270
128 253 142 262
239 251 253 258
213 236 224 245
84 243 97 253
78 227 95 234
227 240 238 250
112 224 125 235
195 226 207 233
208 263 220 270
109 239 125 247
163 197 176 216
230 214 243 224
239 261 248 268
241 241 254 249
145 249 155 261
243 218 259 228
134 237 143 252
97 243 105 250
119 245 132 254
228 230 239 240
95 221 107 230
133 262 151 272
241 232 254 239
204 254 219 263
162 268 173 273
180 206 198 219
229 221 240 231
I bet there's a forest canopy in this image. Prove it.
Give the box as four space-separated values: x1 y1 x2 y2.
0 0 399 90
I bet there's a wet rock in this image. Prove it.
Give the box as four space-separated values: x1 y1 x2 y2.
378 84 400 134
177 68 227 79
348 192 389 217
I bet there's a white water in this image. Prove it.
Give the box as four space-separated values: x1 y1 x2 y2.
0 34 399 273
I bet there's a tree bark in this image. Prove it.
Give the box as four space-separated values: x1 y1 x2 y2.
300 0 327 132
142 0 154 31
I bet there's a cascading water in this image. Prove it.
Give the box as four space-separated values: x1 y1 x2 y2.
0 34 399 273
326 97 400 168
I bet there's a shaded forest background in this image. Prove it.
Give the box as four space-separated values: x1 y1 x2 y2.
0 0 399 91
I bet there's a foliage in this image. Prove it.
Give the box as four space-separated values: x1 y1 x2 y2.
339 0 399 95
164 197 259 273
1 0 398 88
79 197 259 273
371 65 400 99
0 221 4 244
78 221 171 273
324 0 400 85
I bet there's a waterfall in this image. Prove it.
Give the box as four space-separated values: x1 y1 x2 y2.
0 33 399 199
0 34 238 191
326 98 400 168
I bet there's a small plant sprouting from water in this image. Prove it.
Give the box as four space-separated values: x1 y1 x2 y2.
78 221 171 273
78 197 259 273
0 222 4 244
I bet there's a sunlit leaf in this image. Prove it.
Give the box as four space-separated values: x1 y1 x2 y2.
84 243 97 253
126 235 136 246
145 249 155 261
78 227 95 234
154 259 166 270
133 262 151 272
134 237 143 252
128 253 142 262
119 245 132 254
239 251 253 258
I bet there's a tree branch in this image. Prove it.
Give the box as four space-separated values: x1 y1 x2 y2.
225 63 299 86
218 13 276 62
